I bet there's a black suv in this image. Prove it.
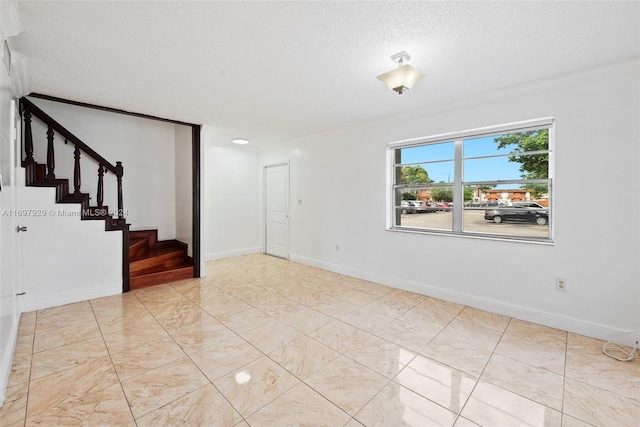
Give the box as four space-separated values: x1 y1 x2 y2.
484 202 549 225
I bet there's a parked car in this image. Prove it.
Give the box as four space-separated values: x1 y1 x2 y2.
435 202 451 210
400 200 417 214
413 200 428 213
484 202 548 225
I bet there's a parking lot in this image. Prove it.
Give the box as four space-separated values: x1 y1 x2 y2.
400 209 550 239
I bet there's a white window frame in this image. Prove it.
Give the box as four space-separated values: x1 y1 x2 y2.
386 117 555 243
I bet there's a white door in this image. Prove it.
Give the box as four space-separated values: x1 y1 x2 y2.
264 163 289 259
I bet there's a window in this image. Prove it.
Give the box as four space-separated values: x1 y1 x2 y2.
388 118 554 242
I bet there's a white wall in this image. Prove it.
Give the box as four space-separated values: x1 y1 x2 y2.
203 127 260 260
174 125 192 256
259 61 640 343
27 97 178 240
19 185 123 312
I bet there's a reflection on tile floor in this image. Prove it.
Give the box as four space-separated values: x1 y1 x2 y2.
1 254 639 426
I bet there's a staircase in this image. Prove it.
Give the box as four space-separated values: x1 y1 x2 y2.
19 96 195 293
129 230 194 290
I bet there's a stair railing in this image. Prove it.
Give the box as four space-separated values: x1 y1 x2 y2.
20 97 125 223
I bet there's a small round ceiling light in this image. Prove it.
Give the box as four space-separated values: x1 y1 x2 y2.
232 138 250 145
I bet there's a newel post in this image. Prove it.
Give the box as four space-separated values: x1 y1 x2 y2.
46 125 55 179
116 161 124 220
97 165 105 208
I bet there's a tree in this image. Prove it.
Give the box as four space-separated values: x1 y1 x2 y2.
463 187 474 202
494 129 548 180
400 165 432 184
495 129 549 199
401 192 417 200
431 187 453 202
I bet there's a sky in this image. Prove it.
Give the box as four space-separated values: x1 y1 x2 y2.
399 135 536 186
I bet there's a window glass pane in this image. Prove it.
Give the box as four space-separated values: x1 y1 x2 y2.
463 153 548 182
463 130 549 158
398 142 454 164
395 161 454 185
394 187 452 231
463 184 550 239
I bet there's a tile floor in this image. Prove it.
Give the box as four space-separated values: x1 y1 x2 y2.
1 254 639 426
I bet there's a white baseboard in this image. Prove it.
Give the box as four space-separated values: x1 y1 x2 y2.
205 247 261 261
290 254 639 346
20 283 122 313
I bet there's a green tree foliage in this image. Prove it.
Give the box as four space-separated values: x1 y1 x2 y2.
400 165 433 184
495 129 549 199
494 129 548 179
463 187 474 202
431 187 453 202
401 192 417 200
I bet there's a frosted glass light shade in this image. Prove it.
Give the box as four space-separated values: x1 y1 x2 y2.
377 64 425 94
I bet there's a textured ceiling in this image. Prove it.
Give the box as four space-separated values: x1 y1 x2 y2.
8 1 640 146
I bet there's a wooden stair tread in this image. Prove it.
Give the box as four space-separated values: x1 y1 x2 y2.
130 265 194 290
130 245 186 263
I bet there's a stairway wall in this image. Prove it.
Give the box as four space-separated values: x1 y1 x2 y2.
26 97 179 241
19 184 122 312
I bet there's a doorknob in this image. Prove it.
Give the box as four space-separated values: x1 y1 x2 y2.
16 226 27 233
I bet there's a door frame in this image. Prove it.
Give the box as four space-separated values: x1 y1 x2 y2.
263 162 290 259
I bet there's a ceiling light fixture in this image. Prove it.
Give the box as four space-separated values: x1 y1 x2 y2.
232 138 249 145
376 51 424 95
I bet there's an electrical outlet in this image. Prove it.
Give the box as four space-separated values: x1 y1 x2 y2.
556 278 567 292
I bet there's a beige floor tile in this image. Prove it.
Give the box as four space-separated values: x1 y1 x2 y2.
561 414 594 427
247 382 350 426
348 280 394 297
565 350 640 401
110 336 186 381
455 306 510 332
566 333 608 359
344 418 365 427
421 334 493 377
213 356 300 417
268 335 340 380
372 318 439 353
494 333 566 375
93 306 157 335
284 287 332 306
36 301 94 325
364 293 420 319
102 319 169 354
7 354 31 387
309 319 372 354
13 332 35 358
344 335 415 378
397 304 457 332
0 382 28 425
563 378 640 427
241 319 302 354
25 382 133 426
355 381 457 427
217 307 275 334
189 334 262 381
304 356 389 416
417 296 465 318
18 310 37 331
453 417 481 427
252 294 304 320
504 319 567 349
338 306 394 332
30 336 108 380
136 383 242 427
280 307 332 334
26 356 119 418
335 289 381 306
435 318 503 352
394 354 477 414
153 301 216 334
33 317 102 353
461 381 562 427
121 356 209 419
481 353 564 410
168 316 238 354
311 297 359 316
198 292 253 318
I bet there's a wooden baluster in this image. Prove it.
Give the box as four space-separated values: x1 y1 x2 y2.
46 125 55 179
97 165 104 208
73 146 81 195
116 161 124 220
23 107 34 165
